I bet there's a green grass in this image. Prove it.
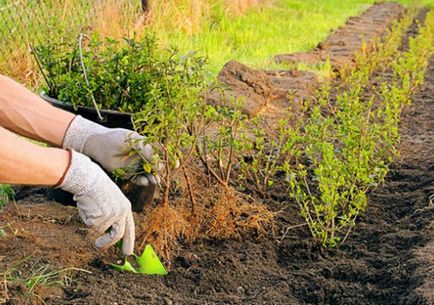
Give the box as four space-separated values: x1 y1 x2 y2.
0 184 14 208
155 0 433 74
0 257 90 304
0 0 432 85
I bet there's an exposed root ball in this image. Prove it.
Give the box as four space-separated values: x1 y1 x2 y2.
207 188 275 239
139 205 188 263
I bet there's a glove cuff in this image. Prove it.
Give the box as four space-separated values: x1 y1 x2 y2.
52 149 73 188
58 150 96 195
62 115 108 152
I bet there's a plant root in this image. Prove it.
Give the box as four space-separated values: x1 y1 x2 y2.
206 187 275 239
139 204 188 264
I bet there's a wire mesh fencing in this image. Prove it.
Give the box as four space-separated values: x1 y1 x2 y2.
0 0 145 86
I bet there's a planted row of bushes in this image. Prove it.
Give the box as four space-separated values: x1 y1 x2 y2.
283 10 434 246
32 8 433 260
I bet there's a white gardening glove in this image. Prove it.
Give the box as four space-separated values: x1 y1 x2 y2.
63 116 160 186
58 150 135 256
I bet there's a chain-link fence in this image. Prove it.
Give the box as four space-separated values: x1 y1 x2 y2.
0 0 146 86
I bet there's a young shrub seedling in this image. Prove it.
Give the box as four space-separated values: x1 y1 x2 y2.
34 33 161 112
132 48 209 261
195 99 275 239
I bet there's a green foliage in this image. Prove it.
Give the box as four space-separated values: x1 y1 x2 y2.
34 34 206 112
0 184 14 209
283 10 433 247
239 117 297 196
132 49 208 204
197 100 250 189
156 0 431 75
0 258 90 304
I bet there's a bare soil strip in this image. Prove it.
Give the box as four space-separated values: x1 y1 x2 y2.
210 2 405 123
274 2 405 71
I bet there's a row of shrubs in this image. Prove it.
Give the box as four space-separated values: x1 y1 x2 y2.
29 8 434 259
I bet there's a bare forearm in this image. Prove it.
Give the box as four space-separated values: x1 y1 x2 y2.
0 75 75 146
0 126 70 186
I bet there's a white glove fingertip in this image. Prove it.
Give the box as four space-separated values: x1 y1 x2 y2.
132 176 150 186
156 161 165 172
95 234 111 249
122 214 135 256
95 222 124 249
147 174 158 185
139 142 155 160
154 175 161 185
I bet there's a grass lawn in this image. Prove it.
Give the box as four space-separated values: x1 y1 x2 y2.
153 0 433 74
0 0 432 84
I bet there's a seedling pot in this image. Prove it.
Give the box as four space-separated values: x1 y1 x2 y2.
41 92 155 212
40 92 134 129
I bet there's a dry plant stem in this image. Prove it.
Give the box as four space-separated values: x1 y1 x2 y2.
181 164 197 214
196 141 227 187
163 147 171 208
78 34 103 121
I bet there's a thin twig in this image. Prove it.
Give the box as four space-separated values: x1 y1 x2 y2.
278 223 308 243
78 33 103 121
181 164 197 214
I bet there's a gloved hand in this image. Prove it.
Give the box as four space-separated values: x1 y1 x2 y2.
62 115 160 186
58 150 135 256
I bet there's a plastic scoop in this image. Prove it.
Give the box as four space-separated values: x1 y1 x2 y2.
109 245 167 275
135 245 168 275
110 258 138 273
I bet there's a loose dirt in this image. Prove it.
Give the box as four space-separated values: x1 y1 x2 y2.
274 2 405 72
211 2 405 123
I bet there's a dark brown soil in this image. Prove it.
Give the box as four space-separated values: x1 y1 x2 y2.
1 3 433 305
274 2 405 72
210 2 405 122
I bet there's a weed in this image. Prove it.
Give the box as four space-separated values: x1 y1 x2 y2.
0 185 14 209
0 257 90 305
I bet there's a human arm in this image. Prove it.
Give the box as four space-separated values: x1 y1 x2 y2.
0 126 69 185
0 74 75 147
0 126 135 255
0 74 160 185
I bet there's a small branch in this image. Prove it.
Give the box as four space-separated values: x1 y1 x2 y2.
181 164 196 214
78 33 103 121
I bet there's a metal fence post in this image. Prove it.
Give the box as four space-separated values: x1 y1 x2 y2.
141 0 149 13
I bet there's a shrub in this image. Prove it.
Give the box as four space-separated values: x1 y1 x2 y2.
283 10 433 247
34 33 183 112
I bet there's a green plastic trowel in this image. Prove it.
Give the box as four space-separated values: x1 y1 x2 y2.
135 245 168 275
110 259 138 273
110 245 168 275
